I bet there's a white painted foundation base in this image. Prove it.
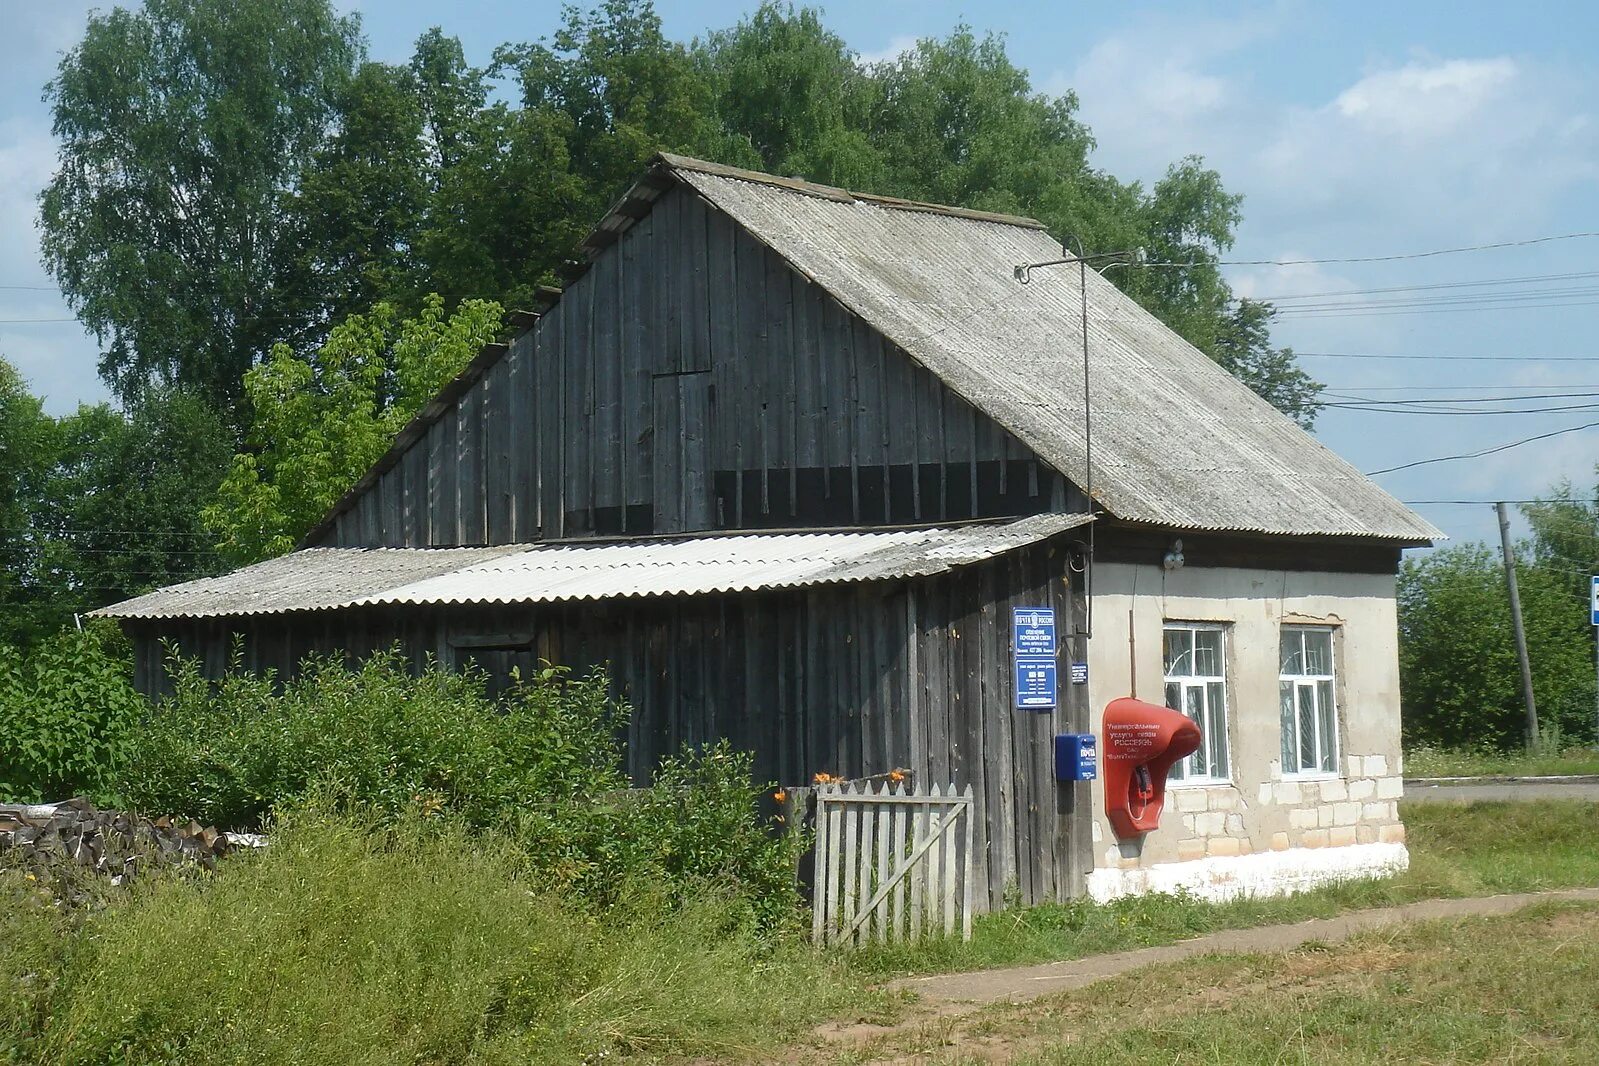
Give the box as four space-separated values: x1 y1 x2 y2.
1086 842 1410 903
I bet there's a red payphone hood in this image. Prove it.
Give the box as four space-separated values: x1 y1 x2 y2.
1102 697 1203 839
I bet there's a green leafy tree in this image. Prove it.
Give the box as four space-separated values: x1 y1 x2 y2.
1523 477 1599 593
0 358 58 646
860 30 1248 369
1399 542 1596 749
41 0 362 410
695 5 882 187
0 364 229 643
41 0 1317 431
1212 298 1324 428
495 0 749 222
37 391 232 614
867 28 1097 220
205 295 502 564
283 61 430 329
416 97 589 314
695 7 1310 421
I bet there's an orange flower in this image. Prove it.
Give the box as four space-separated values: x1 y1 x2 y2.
812 771 835 784
888 770 906 783
772 790 787 804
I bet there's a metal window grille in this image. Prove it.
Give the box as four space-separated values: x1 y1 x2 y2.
1162 623 1231 782
1279 626 1339 776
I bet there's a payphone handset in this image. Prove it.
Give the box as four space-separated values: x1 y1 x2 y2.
1101 697 1203 839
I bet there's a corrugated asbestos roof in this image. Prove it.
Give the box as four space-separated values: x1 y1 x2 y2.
649 155 1440 542
95 513 1089 620
92 546 524 620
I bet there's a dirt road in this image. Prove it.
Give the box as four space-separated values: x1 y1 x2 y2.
1404 776 1599 803
888 886 1599 1006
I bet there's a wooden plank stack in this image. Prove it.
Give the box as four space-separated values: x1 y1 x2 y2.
0 798 244 897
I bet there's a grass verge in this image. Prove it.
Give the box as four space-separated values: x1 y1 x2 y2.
5 801 1595 1063
2 806 867 1066
846 799 1599 977
1405 743 1599 778
863 901 1599 1064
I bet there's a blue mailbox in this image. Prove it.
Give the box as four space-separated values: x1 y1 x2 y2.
1054 733 1098 782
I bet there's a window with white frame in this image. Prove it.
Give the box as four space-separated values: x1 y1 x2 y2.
1280 626 1339 776
1162 623 1230 782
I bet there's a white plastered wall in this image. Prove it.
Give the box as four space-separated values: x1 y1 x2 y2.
1084 560 1408 902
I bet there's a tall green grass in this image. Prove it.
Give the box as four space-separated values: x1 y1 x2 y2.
1405 742 1599 778
6 805 855 1065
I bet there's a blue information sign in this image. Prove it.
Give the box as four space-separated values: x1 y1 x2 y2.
1013 607 1057 656
1591 575 1599 626
1015 657 1058 709
1013 607 1058 709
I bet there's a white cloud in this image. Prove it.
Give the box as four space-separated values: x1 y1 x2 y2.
1333 57 1516 133
856 34 919 67
1256 55 1599 243
1045 13 1599 542
1045 10 1282 180
1065 36 1231 122
0 118 54 244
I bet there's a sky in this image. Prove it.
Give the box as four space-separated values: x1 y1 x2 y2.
2 0 1597 549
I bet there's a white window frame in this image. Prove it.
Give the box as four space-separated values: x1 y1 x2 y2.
1162 622 1232 784
1279 625 1341 779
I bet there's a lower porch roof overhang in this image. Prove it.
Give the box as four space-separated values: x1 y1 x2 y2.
92 512 1093 622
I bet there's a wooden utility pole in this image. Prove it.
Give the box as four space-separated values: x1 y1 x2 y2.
1496 502 1539 748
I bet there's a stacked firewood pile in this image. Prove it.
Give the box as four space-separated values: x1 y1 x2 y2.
0 797 249 895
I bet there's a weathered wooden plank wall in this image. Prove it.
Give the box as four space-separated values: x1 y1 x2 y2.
313 184 1071 548
125 539 1086 910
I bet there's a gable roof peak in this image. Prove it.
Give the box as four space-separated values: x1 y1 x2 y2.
655 153 1049 230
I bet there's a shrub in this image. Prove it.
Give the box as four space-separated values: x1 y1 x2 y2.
25 805 847 1066
0 623 144 804
517 740 804 931
118 652 800 924
118 650 627 829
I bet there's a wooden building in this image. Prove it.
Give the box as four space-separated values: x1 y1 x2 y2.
100 155 1439 907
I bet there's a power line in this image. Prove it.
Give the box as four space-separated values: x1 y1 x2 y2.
16 527 213 539
1317 388 1599 396
1366 421 1599 476
1275 284 1599 312
1256 269 1599 303
1324 390 1599 404
1312 390 1599 415
1326 403 1599 416
1525 563 1598 579
1297 351 1599 362
1277 297 1599 319
1143 230 1599 268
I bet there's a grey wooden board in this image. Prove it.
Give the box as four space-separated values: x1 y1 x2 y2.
306 185 1063 548
125 535 1082 912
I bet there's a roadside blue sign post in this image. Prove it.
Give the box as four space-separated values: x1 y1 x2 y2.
1591 575 1599 626
1013 607 1058 710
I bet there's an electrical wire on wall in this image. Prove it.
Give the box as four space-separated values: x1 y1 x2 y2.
1015 243 1143 641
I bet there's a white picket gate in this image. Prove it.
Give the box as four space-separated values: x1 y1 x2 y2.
810 782 975 947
